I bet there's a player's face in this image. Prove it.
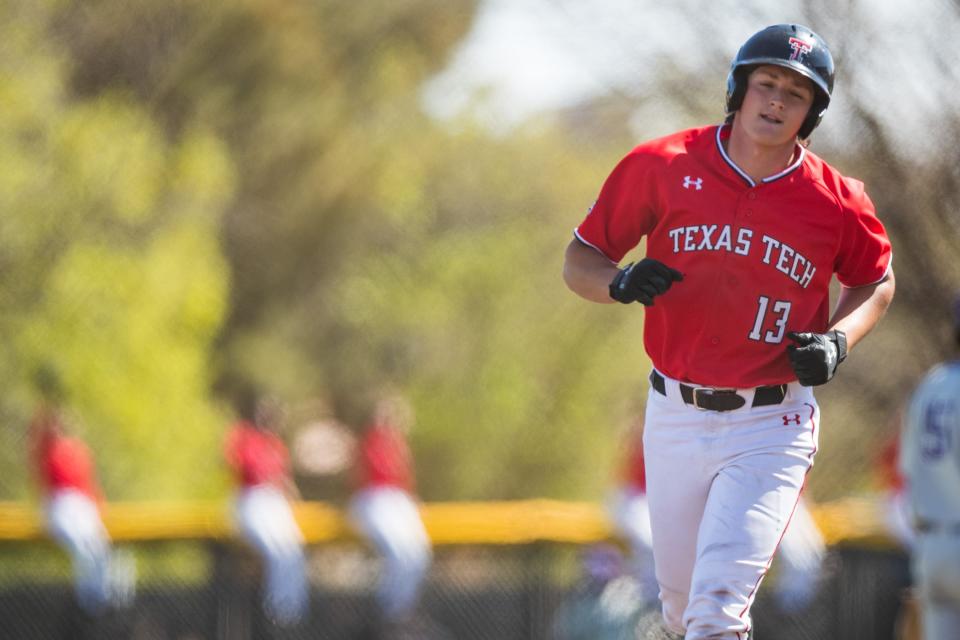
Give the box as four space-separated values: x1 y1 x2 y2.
736 65 815 147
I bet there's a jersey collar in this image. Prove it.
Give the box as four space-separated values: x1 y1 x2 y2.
715 124 806 188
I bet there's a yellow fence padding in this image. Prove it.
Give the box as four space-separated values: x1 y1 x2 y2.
0 496 901 548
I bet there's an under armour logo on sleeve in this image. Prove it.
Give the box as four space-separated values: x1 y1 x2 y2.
683 176 703 190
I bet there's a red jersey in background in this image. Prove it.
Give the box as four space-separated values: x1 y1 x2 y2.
225 421 290 488
31 412 100 501
355 423 414 492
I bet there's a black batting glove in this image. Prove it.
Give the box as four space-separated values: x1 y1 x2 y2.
787 330 848 386
608 258 684 305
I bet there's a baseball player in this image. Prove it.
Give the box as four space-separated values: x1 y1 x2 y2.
606 418 658 609
30 405 125 615
877 430 915 549
349 393 432 638
224 390 309 626
563 24 895 639
770 495 825 614
898 294 960 640
552 543 645 640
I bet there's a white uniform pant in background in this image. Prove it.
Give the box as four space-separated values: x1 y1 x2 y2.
45 489 114 614
772 497 825 613
913 531 960 640
235 486 308 625
883 489 915 550
643 373 819 640
350 487 433 621
607 488 659 607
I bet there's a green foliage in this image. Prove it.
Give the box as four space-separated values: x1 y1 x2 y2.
0 2 235 500
327 127 651 499
21 0 660 503
47 0 653 501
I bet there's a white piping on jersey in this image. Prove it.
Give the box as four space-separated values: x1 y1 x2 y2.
843 253 894 288
573 228 618 264
715 125 806 188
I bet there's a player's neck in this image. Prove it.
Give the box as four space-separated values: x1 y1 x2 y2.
724 125 799 184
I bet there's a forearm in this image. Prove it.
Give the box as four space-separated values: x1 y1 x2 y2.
828 270 895 351
562 239 619 304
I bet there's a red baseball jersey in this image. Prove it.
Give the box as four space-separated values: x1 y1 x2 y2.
33 425 100 500
354 423 414 492
576 124 892 388
224 421 291 488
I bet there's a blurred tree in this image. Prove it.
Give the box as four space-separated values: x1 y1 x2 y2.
0 1 234 500
51 0 657 500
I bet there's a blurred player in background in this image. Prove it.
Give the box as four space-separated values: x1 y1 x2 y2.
899 294 960 640
29 368 134 616
771 495 825 614
552 543 645 640
606 417 658 609
224 388 308 626
877 427 915 550
349 392 433 639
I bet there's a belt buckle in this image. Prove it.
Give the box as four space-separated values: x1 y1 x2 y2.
692 387 738 411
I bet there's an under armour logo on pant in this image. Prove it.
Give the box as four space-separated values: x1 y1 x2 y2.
782 414 802 426
683 176 703 190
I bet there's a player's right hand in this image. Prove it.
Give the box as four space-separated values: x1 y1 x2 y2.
608 258 684 305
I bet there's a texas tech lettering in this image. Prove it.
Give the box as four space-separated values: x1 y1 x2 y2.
668 224 753 256
759 234 816 288
667 224 817 289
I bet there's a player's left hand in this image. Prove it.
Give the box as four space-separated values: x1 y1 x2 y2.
786 330 847 386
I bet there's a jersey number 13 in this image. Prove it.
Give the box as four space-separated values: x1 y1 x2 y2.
748 295 792 344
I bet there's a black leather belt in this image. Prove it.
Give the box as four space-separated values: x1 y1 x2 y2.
650 371 787 412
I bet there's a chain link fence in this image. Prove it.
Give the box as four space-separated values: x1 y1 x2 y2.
0 538 913 640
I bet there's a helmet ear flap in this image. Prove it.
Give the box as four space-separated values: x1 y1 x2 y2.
725 65 753 115
797 112 821 141
797 93 829 140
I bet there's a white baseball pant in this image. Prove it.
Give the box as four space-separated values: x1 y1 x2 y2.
350 486 432 621
44 489 113 614
643 371 818 639
914 530 960 640
235 485 308 625
883 489 915 549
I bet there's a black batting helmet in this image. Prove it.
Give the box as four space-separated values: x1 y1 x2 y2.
725 24 835 140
